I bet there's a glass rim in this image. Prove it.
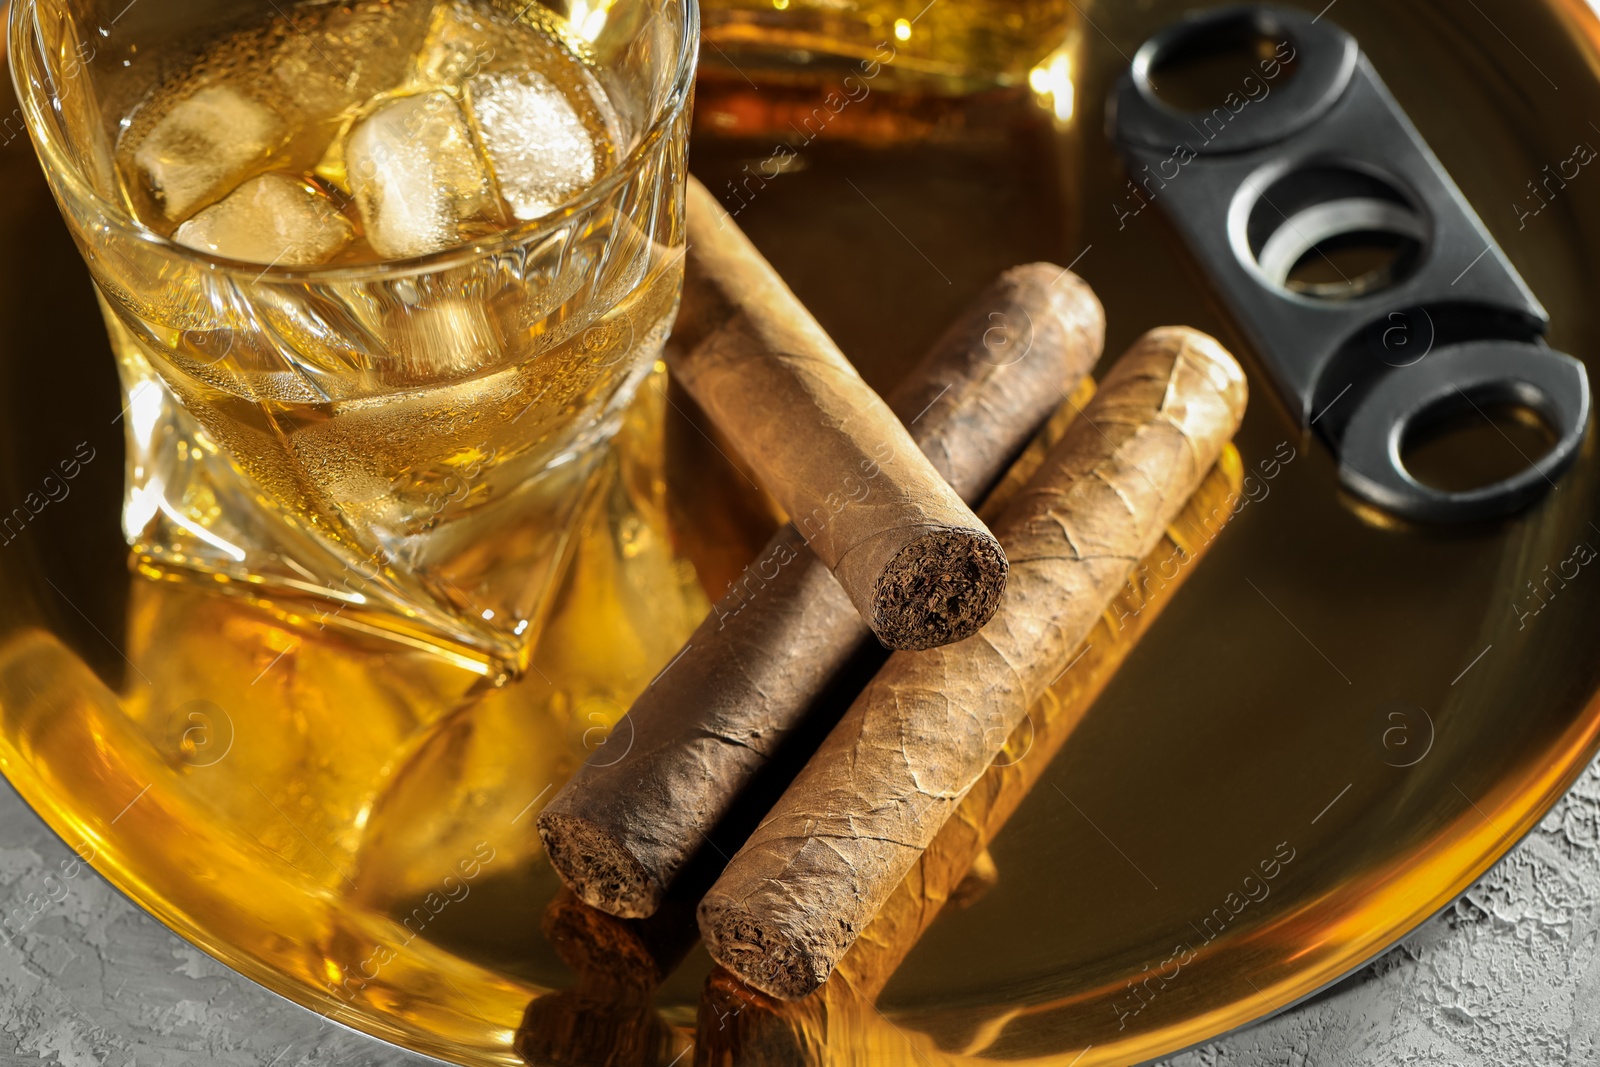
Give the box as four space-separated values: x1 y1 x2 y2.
8 0 700 283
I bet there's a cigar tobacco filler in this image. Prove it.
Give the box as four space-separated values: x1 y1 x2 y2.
1110 4 1591 522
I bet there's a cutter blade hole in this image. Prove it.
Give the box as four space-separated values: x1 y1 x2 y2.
1400 390 1558 493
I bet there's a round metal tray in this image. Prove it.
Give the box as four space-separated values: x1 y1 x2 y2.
3 0 1600 1063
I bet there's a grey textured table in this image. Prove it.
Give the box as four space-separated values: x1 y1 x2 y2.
3 758 1599 1066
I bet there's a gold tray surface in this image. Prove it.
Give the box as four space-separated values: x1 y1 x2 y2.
5 0 1600 1063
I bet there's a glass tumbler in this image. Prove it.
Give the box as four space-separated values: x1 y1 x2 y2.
10 0 698 674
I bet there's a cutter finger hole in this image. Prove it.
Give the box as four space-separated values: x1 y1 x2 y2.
1142 11 1302 114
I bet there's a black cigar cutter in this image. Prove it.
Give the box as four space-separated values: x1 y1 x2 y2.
1109 5 1591 523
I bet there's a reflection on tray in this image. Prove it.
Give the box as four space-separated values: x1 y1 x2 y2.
0 387 1244 1065
0 373 710 1062
8 0 1600 1062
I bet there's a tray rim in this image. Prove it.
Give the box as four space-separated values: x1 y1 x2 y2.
5 0 1600 1060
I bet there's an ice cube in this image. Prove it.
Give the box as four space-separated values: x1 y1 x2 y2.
383 295 503 384
344 92 498 260
468 71 600 222
131 86 286 220
410 1 502 90
174 174 355 267
270 0 434 119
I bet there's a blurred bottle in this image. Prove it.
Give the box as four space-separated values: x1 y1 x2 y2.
688 2 1085 370
699 0 1076 96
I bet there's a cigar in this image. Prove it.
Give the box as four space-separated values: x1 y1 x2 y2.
669 176 1009 652
693 450 1243 1064
539 264 1105 919
662 376 789 600
697 328 1249 999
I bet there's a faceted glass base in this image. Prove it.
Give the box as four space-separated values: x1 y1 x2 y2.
111 308 673 676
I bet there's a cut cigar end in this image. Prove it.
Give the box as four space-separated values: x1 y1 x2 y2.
871 529 1008 651
538 812 663 920
699 897 832 1001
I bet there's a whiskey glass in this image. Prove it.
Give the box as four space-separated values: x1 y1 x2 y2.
10 0 698 674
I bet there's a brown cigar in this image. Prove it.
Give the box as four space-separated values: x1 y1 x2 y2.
698 328 1249 1000
693 451 1246 1066
669 176 1009 652
539 264 1105 919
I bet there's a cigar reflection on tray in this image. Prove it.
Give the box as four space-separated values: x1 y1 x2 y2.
515 890 696 1067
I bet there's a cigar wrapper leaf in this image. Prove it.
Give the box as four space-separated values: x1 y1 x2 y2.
540 264 1106 918
693 448 1244 1067
670 176 1009 652
698 327 1249 1000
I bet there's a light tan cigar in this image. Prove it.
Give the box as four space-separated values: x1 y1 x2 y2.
669 176 1009 652
691 452 1245 1064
